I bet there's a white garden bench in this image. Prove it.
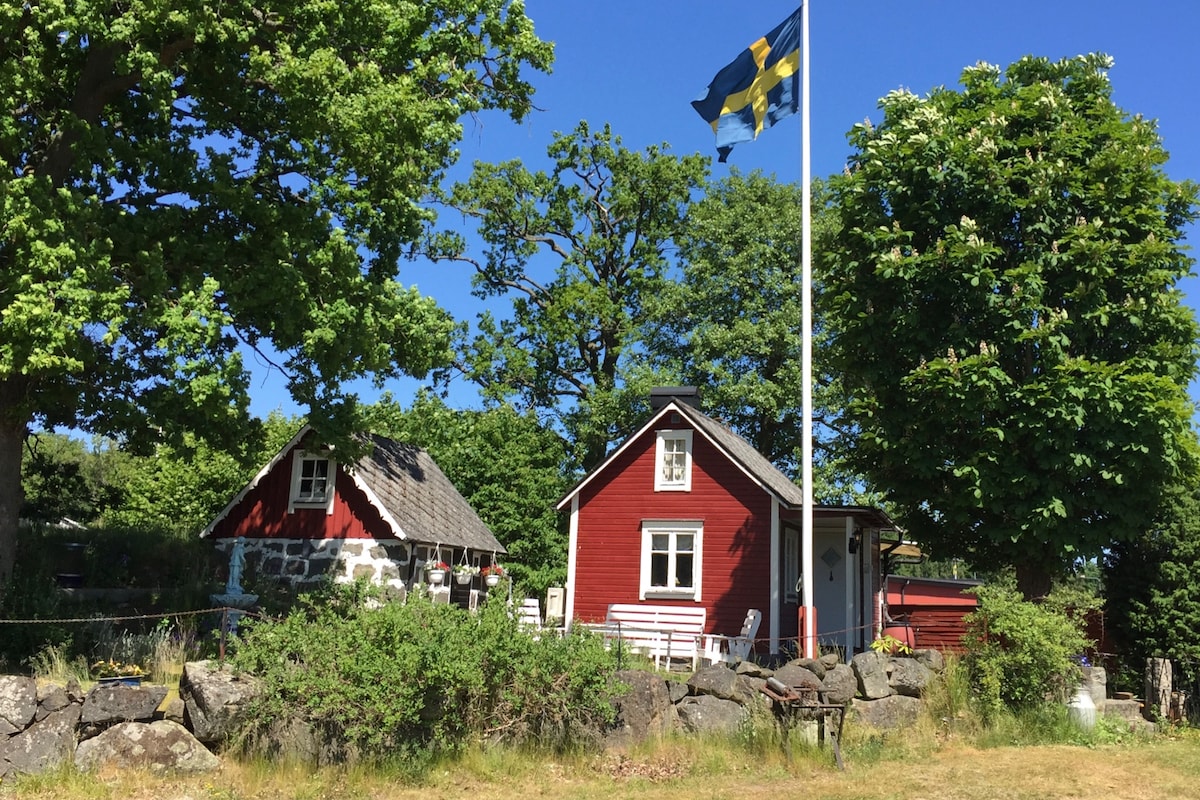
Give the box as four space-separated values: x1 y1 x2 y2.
599 603 707 671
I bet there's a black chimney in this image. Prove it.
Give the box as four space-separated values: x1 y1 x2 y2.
649 386 700 411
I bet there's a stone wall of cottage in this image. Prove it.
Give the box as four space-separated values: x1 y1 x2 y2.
214 537 412 592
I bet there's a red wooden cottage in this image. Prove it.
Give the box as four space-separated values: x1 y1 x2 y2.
202 426 505 601
557 389 898 658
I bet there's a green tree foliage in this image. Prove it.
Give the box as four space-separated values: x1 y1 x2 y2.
823 54 1199 598
646 171 865 501
367 393 570 596
0 1 553 587
1104 483 1200 685
233 583 618 765
964 583 1092 716
429 122 709 469
20 432 133 524
103 412 299 533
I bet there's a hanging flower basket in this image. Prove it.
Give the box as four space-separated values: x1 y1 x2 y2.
424 561 449 585
453 564 479 585
482 564 505 587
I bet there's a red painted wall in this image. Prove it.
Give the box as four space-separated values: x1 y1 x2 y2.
207 443 392 542
886 576 980 653
572 421 775 637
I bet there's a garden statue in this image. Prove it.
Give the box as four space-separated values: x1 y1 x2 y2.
226 536 246 594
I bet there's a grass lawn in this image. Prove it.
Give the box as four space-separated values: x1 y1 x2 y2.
4 734 1200 800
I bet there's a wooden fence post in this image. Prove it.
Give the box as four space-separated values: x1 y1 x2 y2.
1144 657 1171 722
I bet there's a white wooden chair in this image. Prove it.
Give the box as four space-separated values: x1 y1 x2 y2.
517 598 542 630
704 609 762 665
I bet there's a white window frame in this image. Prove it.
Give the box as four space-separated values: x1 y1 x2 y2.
653 429 693 492
640 520 702 601
289 450 335 514
784 526 800 604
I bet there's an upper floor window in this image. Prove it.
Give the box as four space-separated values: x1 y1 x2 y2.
290 451 334 513
654 429 693 491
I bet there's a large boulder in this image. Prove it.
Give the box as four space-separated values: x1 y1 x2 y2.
851 694 923 729
179 660 263 746
74 720 220 773
772 663 823 694
1 703 81 778
888 658 935 698
0 676 37 735
81 683 168 726
819 663 858 705
34 683 73 722
675 694 747 736
912 648 945 673
606 670 676 748
851 651 892 699
788 657 826 680
688 664 755 704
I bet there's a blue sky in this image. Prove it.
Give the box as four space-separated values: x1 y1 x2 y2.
247 0 1200 418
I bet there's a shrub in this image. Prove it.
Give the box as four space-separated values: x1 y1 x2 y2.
232 582 618 765
963 583 1091 718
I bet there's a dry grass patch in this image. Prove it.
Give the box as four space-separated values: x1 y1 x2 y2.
3 738 1199 800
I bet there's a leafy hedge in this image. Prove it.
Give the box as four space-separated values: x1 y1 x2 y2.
232 582 619 763
963 583 1091 717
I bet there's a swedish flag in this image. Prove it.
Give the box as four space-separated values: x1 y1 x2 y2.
692 8 801 162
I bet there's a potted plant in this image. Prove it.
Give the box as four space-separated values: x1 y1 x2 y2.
452 563 479 585
481 563 505 588
869 633 913 656
92 660 146 686
424 561 449 585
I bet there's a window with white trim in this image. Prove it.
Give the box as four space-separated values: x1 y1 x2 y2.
654 429 693 491
784 526 800 604
289 451 334 513
640 521 702 600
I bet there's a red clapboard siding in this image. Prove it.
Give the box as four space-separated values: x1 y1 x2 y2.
907 610 973 653
887 576 980 653
572 420 775 638
208 442 390 541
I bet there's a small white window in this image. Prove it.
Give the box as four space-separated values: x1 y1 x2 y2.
289 451 334 513
654 430 693 491
640 521 702 600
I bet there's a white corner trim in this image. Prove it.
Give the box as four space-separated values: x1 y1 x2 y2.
201 424 313 538
346 466 409 540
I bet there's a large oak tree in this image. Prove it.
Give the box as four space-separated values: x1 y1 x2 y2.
824 54 1199 598
0 0 552 587
429 122 708 469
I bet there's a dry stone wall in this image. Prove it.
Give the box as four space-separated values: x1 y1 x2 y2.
0 662 259 779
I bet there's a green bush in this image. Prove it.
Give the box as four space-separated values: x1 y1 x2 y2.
963 584 1092 718
232 582 618 765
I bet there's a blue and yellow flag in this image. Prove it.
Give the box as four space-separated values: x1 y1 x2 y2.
692 8 801 162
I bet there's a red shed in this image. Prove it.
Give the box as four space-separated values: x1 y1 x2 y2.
885 575 981 653
557 392 897 658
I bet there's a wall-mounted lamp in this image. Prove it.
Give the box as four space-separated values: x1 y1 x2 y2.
848 527 864 554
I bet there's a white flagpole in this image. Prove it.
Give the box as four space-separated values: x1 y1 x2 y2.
800 0 815 659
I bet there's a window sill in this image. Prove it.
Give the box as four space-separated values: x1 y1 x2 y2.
643 589 699 601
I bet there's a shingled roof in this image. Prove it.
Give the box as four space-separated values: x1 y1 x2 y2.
203 427 505 554
556 395 897 530
351 434 506 554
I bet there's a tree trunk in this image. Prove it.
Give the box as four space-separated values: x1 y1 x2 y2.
1015 559 1053 602
0 419 25 590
